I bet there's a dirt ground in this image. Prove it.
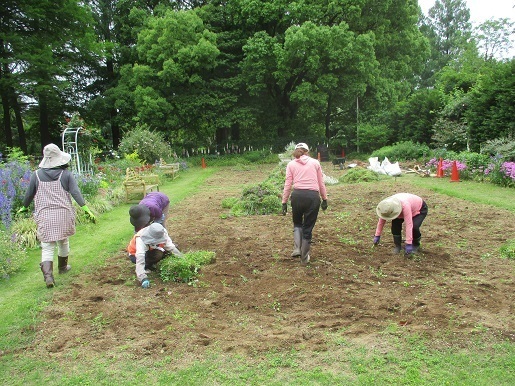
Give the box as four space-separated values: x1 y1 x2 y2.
33 163 514 362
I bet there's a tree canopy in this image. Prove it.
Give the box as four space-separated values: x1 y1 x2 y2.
0 0 513 156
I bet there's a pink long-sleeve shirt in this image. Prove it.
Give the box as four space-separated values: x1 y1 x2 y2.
282 155 328 203
375 193 423 244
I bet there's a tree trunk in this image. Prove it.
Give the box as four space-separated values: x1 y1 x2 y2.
325 94 332 140
39 94 52 147
10 90 27 153
1 90 13 148
0 59 14 148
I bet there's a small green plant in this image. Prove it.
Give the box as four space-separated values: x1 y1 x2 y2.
499 239 515 260
221 197 239 209
159 250 216 283
10 217 38 249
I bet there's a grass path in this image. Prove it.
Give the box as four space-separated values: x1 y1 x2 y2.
0 166 216 352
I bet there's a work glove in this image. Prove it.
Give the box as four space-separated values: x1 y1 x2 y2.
17 206 29 214
141 279 150 289
405 244 414 255
282 203 287 216
373 236 380 245
321 200 328 211
81 205 97 223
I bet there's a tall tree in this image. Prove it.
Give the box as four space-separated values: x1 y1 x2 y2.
419 0 473 86
475 18 515 61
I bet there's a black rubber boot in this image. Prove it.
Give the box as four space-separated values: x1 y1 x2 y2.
58 256 71 274
300 238 311 264
393 235 402 254
291 228 302 257
40 261 55 288
413 237 421 253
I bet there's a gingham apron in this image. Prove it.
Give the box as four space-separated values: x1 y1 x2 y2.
34 170 76 242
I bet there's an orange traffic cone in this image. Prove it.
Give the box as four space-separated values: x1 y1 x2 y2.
450 160 460 182
201 157 206 169
436 158 444 178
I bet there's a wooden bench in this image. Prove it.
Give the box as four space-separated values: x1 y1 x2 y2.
158 159 180 180
123 167 160 203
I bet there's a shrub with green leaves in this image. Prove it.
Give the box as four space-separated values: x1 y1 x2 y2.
159 251 216 283
339 168 380 183
371 141 431 161
118 124 171 164
0 229 28 279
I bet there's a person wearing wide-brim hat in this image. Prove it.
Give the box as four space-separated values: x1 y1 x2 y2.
129 192 170 232
127 223 183 288
373 193 428 254
18 143 97 288
281 142 328 264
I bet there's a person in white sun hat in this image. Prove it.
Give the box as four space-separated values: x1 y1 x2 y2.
281 142 328 264
127 223 183 288
19 143 96 288
373 193 428 255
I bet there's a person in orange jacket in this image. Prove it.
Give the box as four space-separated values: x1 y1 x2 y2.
127 223 183 288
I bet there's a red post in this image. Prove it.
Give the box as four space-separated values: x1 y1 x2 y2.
201 157 206 169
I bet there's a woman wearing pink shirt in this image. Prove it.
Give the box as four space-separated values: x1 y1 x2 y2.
282 143 328 264
373 193 428 254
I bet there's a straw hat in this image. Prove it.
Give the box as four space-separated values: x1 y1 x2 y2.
139 223 168 245
129 205 151 231
295 143 309 152
376 196 402 220
39 144 71 168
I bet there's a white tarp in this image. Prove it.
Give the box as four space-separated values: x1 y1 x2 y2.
367 157 402 176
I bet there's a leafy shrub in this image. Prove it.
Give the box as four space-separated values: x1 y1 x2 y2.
499 239 515 260
10 216 38 249
75 173 102 199
0 229 28 279
371 141 431 161
481 137 515 160
118 124 171 164
160 250 216 283
339 168 380 183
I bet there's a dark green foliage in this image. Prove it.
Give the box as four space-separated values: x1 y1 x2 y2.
480 138 515 160
371 141 431 161
339 168 380 183
118 125 171 164
159 251 216 283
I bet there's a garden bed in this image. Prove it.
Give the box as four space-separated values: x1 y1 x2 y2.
32 164 514 363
